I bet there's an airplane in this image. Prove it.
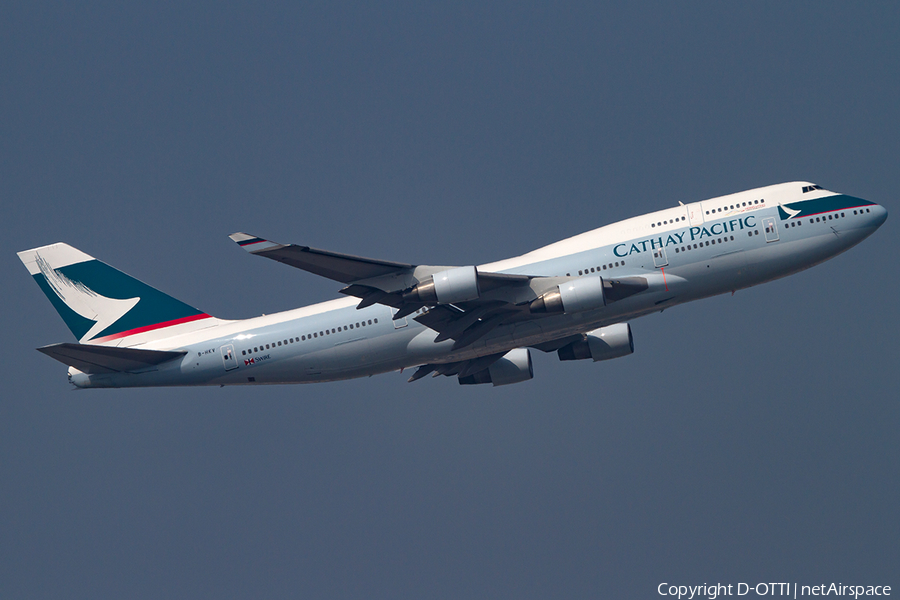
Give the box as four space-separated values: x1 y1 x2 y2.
18 181 887 389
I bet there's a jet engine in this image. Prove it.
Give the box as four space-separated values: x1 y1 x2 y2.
403 266 480 304
557 323 634 362
459 348 534 386
530 276 605 314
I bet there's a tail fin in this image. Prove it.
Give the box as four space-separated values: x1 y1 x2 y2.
18 243 218 345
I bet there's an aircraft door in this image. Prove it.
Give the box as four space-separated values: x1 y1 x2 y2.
221 344 238 371
652 246 669 268
763 217 780 242
687 202 705 226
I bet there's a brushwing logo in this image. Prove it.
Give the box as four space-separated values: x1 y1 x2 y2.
779 203 801 219
36 253 140 342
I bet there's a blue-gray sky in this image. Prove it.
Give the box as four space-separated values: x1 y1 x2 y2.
2 2 898 598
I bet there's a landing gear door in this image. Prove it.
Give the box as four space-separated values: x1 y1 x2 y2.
652 246 669 268
221 344 238 371
392 308 408 328
687 202 705 226
763 217 780 242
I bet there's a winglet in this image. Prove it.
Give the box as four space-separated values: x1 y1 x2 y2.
229 232 286 254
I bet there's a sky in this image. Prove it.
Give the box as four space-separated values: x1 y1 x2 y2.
2 2 898 598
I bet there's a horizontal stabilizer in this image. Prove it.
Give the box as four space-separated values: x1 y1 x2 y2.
37 343 186 374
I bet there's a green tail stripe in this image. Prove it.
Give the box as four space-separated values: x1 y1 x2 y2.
33 259 204 341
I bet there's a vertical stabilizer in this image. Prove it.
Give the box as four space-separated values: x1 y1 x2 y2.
18 243 219 345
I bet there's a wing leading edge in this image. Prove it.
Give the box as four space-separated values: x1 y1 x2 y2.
228 233 414 283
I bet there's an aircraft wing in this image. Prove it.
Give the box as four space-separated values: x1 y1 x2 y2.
228 233 414 283
38 343 187 374
406 351 510 383
229 232 646 350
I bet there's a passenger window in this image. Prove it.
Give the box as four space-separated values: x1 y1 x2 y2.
242 350 246 355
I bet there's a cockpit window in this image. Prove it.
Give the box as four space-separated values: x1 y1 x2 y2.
802 184 824 193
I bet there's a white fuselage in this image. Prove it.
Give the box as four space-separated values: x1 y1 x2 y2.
68 182 888 388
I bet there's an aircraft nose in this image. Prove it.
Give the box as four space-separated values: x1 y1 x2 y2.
872 203 888 227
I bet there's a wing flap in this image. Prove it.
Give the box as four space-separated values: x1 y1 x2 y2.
37 343 187 374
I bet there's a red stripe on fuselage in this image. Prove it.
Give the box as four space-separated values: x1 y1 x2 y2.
90 313 213 343
796 204 877 221
799 204 873 218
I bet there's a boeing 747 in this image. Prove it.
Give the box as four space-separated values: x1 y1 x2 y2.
18 182 887 388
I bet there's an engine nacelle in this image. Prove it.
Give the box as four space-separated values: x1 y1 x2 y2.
403 266 480 305
530 276 605 314
459 348 534 386
558 323 634 362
